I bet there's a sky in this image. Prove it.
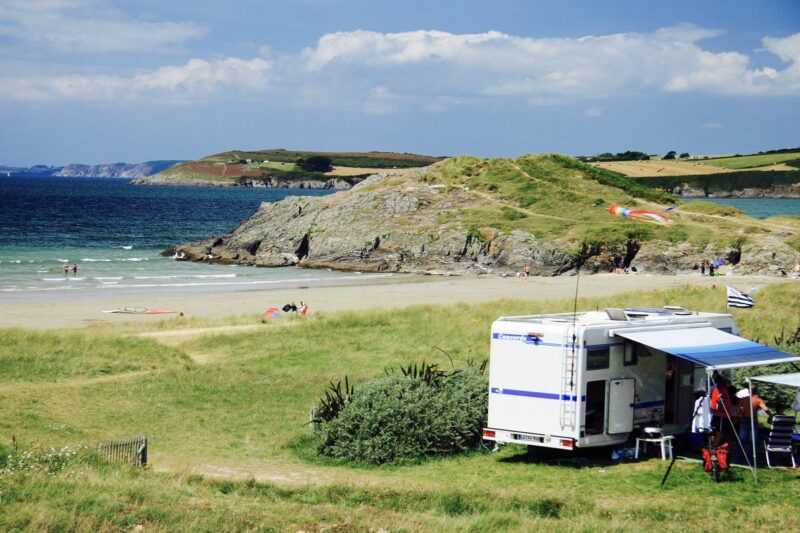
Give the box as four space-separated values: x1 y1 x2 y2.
1 0 798 166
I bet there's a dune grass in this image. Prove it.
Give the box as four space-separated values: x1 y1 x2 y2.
2 282 799 531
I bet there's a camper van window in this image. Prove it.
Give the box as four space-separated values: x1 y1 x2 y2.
587 347 610 370
623 345 638 366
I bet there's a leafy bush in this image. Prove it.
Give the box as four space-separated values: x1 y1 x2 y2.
314 368 488 464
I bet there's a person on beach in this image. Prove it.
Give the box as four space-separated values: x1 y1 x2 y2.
63 263 69 275
709 262 715 277
298 301 308 316
72 263 78 275
523 264 530 279
700 260 706 275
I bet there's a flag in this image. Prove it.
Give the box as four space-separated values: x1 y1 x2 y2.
727 286 755 308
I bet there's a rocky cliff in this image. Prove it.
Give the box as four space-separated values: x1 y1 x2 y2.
168 156 800 276
2 161 180 178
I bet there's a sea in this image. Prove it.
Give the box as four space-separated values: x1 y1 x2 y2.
0 176 392 301
0 178 797 302
683 197 800 219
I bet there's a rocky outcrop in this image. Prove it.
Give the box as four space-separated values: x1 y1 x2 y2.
167 165 800 277
135 174 355 189
674 183 800 198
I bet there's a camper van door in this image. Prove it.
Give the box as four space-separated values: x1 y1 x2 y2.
608 378 635 434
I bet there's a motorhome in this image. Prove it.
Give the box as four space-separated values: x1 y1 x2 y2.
482 307 799 451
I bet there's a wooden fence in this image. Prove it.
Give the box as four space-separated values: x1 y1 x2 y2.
96 434 147 466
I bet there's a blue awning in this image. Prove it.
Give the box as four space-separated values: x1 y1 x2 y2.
612 327 800 370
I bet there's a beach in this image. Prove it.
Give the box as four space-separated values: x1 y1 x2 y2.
0 272 785 329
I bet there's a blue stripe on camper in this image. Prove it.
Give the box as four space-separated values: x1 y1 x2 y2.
633 400 665 409
490 387 586 402
491 333 624 350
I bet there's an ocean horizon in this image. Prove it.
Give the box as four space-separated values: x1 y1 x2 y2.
0 176 393 301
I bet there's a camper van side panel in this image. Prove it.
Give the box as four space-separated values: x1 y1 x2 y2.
487 320 573 439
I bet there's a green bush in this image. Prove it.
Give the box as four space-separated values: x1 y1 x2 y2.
315 369 488 464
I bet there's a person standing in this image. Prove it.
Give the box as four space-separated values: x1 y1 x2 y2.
736 384 772 465
700 260 706 275
709 262 715 277
710 378 734 445
63 262 69 275
523 264 530 279
71 263 78 275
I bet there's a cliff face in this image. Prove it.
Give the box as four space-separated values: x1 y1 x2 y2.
167 159 800 276
134 174 354 189
2 161 180 178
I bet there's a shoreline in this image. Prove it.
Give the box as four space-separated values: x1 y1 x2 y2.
0 273 787 330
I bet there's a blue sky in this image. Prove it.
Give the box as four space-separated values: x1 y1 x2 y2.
1 0 798 166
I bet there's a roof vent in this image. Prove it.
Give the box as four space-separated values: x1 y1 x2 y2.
605 308 628 321
663 305 692 315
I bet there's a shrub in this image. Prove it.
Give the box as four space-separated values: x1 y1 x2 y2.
315 368 488 464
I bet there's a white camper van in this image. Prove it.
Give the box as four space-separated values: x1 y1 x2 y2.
482 307 799 451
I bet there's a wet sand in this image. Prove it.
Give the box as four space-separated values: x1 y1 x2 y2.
0 273 783 330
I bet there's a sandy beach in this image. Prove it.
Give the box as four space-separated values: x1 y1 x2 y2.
0 272 785 330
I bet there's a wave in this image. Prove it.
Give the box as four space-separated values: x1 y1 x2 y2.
94 277 123 280
99 273 393 290
82 258 113 262
118 245 133 250
133 273 237 280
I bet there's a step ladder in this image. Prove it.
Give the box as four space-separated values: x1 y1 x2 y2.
559 327 578 430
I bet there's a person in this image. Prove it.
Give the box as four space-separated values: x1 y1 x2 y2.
523 264 530 279
736 384 772 465
63 262 69 275
298 300 308 316
71 263 78 275
691 388 710 450
700 260 706 275
282 303 297 313
710 378 734 445
794 263 800 279
709 262 715 277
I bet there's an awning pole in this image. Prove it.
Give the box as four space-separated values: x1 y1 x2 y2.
748 378 758 483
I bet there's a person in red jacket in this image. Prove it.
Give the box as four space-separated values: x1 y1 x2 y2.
710 378 735 445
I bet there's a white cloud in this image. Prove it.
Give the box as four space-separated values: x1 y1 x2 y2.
2 57 272 102
2 25 799 109
0 0 205 52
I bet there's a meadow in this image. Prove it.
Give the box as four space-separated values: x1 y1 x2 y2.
700 152 800 170
1 282 799 531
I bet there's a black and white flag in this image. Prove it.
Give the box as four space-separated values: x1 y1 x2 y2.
727 286 755 308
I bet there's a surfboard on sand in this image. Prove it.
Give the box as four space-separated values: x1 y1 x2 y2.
102 307 179 314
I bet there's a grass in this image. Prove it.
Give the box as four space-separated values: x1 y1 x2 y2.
2 283 800 530
700 152 800 169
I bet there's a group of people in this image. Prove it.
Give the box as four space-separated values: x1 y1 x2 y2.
698 259 720 276
695 376 782 464
62 262 78 275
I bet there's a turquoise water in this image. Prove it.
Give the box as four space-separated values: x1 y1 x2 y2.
683 198 800 219
0 177 391 300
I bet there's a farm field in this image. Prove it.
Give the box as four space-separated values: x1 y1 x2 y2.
592 159 736 177
1 282 799 531
701 152 800 170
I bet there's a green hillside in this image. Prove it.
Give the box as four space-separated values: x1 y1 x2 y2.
635 170 800 196
700 151 800 170
147 149 445 186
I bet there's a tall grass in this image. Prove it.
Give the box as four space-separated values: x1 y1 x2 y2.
1 282 799 530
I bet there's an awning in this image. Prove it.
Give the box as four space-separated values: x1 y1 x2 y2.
750 373 800 387
612 326 800 370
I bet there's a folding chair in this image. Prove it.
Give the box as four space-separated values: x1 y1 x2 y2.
764 414 797 468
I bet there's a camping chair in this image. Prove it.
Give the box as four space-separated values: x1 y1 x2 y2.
764 414 797 468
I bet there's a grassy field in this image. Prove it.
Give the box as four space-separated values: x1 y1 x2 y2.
700 152 800 170
2 283 800 531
